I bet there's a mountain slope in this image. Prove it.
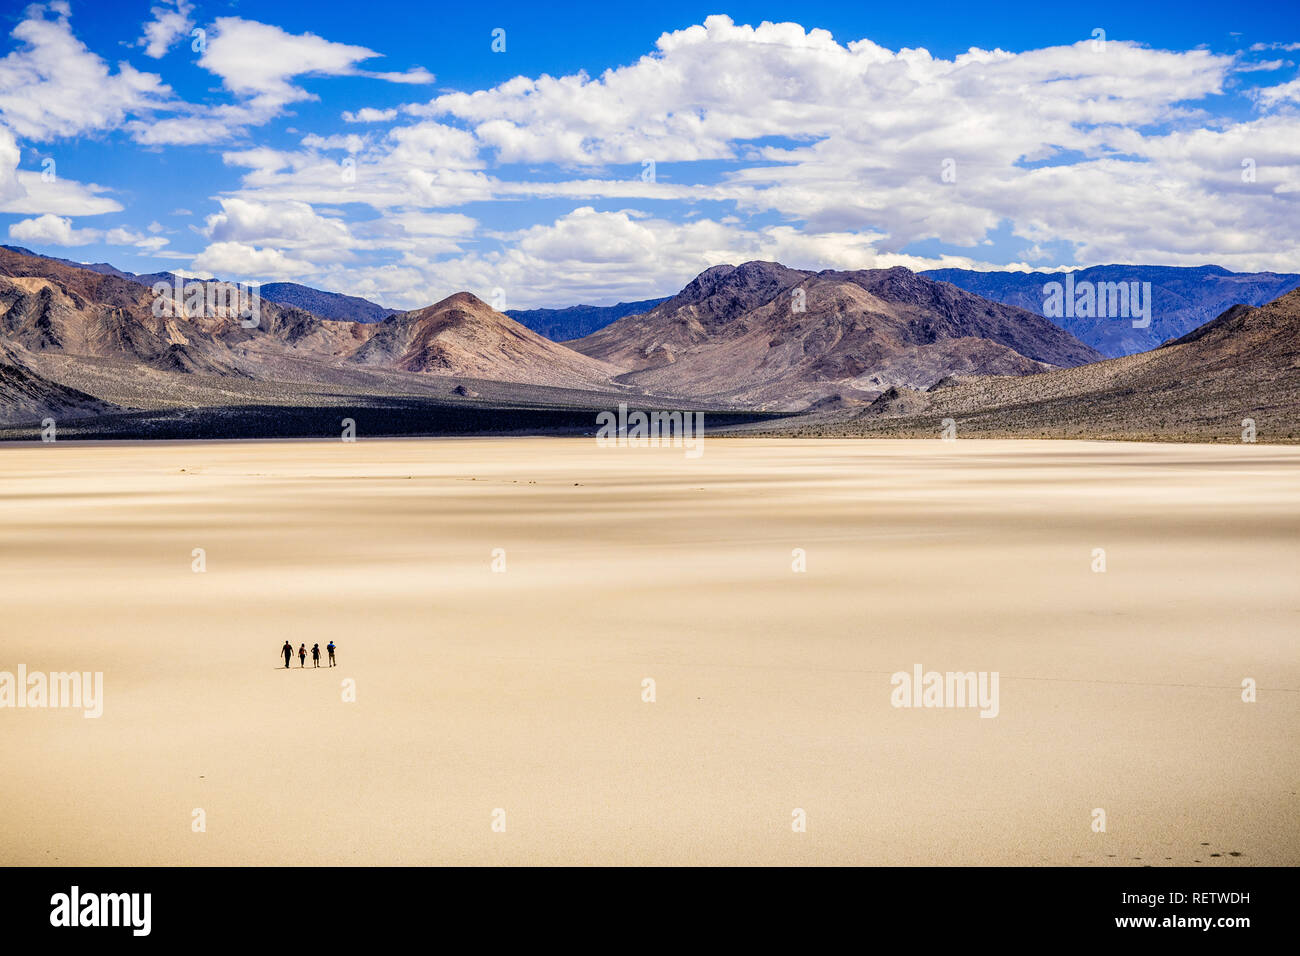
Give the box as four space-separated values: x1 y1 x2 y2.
0 341 117 425
774 289 1300 441
345 292 622 389
1 246 399 325
570 261 1101 408
922 264 1300 357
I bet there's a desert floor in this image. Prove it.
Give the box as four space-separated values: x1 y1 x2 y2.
1 438 1296 865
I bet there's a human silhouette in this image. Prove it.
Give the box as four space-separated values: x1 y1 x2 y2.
311 643 321 668
281 641 293 668
327 641 336 667
298 643 307 668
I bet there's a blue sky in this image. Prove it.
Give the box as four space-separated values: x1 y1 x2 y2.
0 0 1297 307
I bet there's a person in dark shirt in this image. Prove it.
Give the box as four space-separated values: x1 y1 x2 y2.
281 641 293 668
298 643 307 667
326 641 336 667
311 643 321 668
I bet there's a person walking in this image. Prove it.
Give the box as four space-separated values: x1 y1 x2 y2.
311 643 321 668
326 641 336 667
281 641 293 669
298 643 307 668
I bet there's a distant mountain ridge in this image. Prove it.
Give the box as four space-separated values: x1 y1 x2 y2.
257 282 398 323
0 246 399 325
506 297 669 341
921 264 1300 357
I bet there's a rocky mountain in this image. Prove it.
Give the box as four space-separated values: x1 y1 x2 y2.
0 246 625 422
6 244 1293 441
773 288 1300 442
0 246 399 325
347 292 622 389
570 261 1102 408
506 297 669 341
0 246 342 373
922 264 1300 358
0 340 116 425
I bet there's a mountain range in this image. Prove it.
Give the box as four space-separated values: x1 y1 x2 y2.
0 246 400 324
922 265 1300 357
0 245 1295 442
765 287 1300 442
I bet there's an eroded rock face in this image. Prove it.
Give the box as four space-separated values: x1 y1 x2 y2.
0 341 117 425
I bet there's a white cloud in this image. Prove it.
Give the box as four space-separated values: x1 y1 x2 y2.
414 17 1231 167
350 206 998 309
0 169 123 216
11 12 1299 298
9 213 97 246
0 4 172 140
139 0 194 59
125 18 433 146
189 241 317 280
343 108 398 123
362 68 435 85
6 214 174 251
198 18 431 109
0 127 21 205
199 18 379 104
203 197 353 252
1253 77 1300 107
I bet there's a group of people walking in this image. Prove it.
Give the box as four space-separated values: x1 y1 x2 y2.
282 640 335 668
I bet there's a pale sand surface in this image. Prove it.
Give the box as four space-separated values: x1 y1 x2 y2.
0 438 1296 866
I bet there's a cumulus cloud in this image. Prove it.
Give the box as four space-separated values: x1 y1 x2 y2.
415 17 1232 166
342 206 992 309
206 14 1298 297
9 212 96 245
189 241 318 280
139 0 194 59
0 168 123 216
126 18 433 146
199 18 431 113
0 3 172 140
7 213 170 249
1253 78 1300 107
9 11 1299 301
203 197 354 258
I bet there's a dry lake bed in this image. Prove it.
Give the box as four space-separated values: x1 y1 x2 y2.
1 438 1296 865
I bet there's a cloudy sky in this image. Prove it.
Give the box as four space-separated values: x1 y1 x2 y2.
0 0 1297 308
